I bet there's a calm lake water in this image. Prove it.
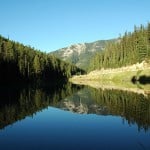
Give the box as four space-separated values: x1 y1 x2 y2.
0 83 150 150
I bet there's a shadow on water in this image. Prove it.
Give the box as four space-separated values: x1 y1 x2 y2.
131 75 150 84
0 82 84 130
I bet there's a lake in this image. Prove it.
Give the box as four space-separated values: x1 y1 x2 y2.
0 83 150 150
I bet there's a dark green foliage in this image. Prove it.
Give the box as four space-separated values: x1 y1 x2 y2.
0 35 85 84
89 23 150 71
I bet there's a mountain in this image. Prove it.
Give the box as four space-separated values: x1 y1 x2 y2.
50 39 115 70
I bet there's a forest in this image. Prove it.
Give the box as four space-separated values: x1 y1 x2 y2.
0 36 85 84
89 23 150 71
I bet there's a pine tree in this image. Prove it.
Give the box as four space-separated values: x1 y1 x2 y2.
33 55 41 74
147 23 150 59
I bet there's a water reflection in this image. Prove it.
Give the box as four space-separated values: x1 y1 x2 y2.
0 83 150 150
0 84 150 132
0 83 83 129
54 87 150 132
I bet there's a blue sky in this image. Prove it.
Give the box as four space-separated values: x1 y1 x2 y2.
0 0 150 52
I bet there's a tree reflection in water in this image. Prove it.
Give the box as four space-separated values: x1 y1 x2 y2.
54 86 150 132
0 83 83 129
0 84 150 132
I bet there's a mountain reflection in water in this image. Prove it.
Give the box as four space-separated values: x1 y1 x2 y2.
55 87 150 132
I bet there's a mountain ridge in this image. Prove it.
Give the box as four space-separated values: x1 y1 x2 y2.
50 39 116 70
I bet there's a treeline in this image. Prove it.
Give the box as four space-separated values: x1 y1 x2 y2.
0 35 85 84
89 23 150 71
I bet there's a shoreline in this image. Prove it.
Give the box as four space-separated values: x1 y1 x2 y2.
70 79 150 96
70 62 150 96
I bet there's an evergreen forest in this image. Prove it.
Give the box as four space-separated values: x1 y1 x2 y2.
0 36 85 84
89 23 150 71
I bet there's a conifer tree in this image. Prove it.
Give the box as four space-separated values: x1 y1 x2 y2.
33 55 41 74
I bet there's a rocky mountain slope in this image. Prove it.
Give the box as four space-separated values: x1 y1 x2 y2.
50 39 115 70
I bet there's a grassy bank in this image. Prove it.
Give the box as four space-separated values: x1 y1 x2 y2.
70 62 150 94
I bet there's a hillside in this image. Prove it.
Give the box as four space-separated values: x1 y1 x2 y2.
50 39 116 70
89 23 150 71
0 35 85 84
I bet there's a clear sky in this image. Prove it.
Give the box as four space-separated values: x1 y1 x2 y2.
0 0 150 52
